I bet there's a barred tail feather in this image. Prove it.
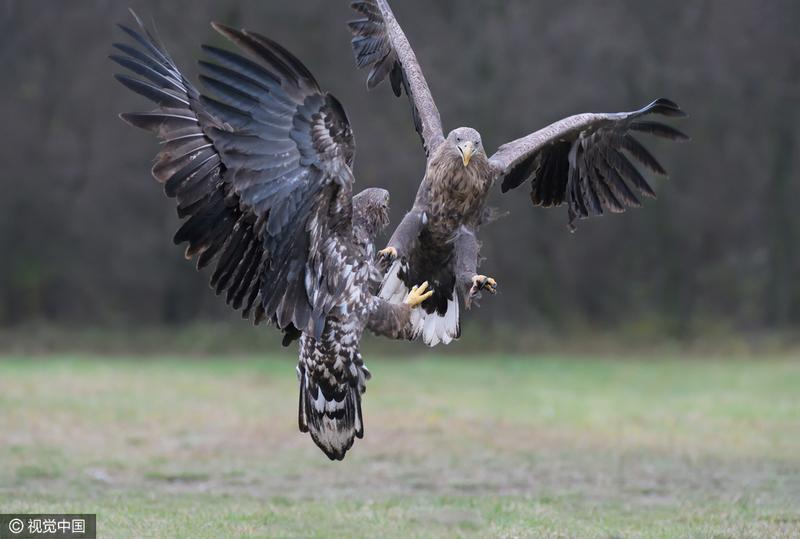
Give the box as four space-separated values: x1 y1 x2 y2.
298 367 363 461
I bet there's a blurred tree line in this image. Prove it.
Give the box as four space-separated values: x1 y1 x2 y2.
1 0 799 339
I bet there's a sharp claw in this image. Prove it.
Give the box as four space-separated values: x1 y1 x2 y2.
378 246 397 263
484 277 497 294
470 275 497 296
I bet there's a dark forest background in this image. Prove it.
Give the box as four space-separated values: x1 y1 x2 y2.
1 0 799 345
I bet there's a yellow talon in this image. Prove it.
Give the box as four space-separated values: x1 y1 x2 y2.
471 275 497 295
405 281 434 307
379 246 398 261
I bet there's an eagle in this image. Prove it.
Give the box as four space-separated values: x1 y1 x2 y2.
349 0 689 346
112 13 433 460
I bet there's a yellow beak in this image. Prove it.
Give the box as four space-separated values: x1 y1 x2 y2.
459 141 474 167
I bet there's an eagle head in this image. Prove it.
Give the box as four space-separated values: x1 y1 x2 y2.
447 127 485 168
352 187 390 240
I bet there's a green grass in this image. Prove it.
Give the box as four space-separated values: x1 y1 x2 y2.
1 354 798 538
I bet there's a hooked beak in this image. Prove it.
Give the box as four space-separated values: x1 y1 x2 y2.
458 141 474 167
381 195 390 224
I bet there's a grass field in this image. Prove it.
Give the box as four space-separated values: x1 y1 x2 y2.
1 354 798 538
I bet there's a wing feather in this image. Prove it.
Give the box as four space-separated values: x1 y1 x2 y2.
493 99 687 230
348 0 444 156
113 12 358 336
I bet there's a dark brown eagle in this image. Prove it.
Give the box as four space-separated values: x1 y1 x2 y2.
349 0 689 346
112 13 432 460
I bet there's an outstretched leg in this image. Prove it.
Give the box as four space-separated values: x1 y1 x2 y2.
454 227 497 307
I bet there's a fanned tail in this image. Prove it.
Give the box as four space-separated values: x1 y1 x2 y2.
298 364 366 461
379 260 460 346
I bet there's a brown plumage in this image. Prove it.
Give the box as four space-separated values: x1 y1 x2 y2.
349 0 689 346
113 12 433 460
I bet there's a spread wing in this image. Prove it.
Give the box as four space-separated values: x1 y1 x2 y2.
112 13 356 337
349 0 444 156
492 99 688 230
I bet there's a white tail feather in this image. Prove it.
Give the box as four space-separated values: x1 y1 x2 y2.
415 296 458 346
379 261 459 347
379 260 409 303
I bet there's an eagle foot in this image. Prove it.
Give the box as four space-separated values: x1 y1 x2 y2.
378 246 397 263
470 275 497 297
378 246 398 271
404 281 433 308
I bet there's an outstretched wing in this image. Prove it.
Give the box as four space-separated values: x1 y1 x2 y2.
349 0 444 156
112 13 356 336
492 99 688 230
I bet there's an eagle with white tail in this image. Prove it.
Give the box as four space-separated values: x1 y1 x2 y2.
349 0 688 346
